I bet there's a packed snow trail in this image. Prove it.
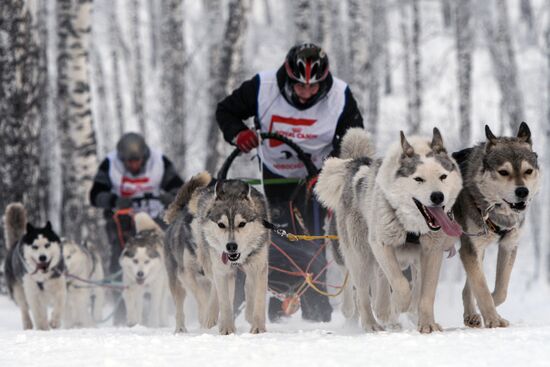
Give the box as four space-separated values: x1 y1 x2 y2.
1 292 550 367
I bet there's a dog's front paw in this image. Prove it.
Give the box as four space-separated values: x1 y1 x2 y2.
219 322 236 335
418 322 442 334
174 326 187 334
464 313 482 328
49 318 61 329
249 324 266 334
201 313 218 329
483 314 509 328
362 321 385 332
23 318 33 330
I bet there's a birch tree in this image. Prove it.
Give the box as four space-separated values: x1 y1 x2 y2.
0 0 44 289
160 0 186 174
348 0 367 116
205 0 250 173
58 0 101 244
365 0 386 138
130 0 146 133
454 0 473 146
479 0 524 133
294 0 315 43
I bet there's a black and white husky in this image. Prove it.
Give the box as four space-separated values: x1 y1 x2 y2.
3 203 66 330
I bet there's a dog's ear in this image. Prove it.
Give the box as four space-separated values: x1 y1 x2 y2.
400 131 415 157
26 223 35 233
214 180 225 200
431 127 446 154
45 221 53 231
516 121 532 145
485 125 498 149
239 183 251 200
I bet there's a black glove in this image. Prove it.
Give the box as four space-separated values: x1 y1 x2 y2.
115 196 133 210
94 192 117 209
159 192 174 206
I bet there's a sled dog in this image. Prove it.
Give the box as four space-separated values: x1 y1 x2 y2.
315 128 463 333
452 122 540 328
3 203 66 330
164 172 269 335
119 212 169 327
63 238 105 327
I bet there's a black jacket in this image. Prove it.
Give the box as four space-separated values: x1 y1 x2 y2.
89 155 183 213
216 66 364 158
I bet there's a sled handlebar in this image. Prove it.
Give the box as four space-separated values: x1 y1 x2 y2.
217 132 318 180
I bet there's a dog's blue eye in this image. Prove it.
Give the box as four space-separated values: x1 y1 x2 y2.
525 169 533 175
32 245 38 250
238 222 246 228
218 222 226 229
45 243 50 249
133 259 138 264
440 174 447 181
498 170 509 176
414 177 424 183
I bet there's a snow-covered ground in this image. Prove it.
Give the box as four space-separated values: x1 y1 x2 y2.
2 280 550 367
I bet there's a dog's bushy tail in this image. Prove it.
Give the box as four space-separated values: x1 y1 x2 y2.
3 202 27 249
164 171 212 225
340 127 375 159
315 158 351 210
134 212 163 234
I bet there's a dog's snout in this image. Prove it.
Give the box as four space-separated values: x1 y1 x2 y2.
430 191 444 206
226 242 238 253
515 187 529 199
38 255 47 263
137 271 144 278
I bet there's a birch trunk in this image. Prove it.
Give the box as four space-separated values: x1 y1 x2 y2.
58 0 101 244
160 0 186 174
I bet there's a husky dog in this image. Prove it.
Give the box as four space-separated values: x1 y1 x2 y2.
119 212 169 327
3 203 66 330
315 128 463 333
452 123 540 328
63 239 105 327
164 172 269 335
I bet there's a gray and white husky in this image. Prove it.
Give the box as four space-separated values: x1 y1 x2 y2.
164 172 269 335
63 238 105 327
315 128 463 333
3 203 66 330
119 212 169 327
452 122 540 328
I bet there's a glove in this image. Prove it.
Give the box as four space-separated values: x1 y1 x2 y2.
158 192 174 206
235 129 259 153
115 196 133 210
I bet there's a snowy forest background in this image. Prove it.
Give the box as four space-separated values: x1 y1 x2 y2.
1 0 550 297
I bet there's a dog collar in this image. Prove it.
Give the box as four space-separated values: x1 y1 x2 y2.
484 217 511 237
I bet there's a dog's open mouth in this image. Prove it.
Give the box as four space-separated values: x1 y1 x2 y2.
504 199 527 212
221 252 241 265
35 260 51 273
413 198 462 237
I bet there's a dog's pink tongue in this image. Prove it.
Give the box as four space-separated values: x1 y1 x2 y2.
221 252 228 265
426 207 462 237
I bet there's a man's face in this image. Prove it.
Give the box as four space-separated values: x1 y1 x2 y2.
124 158 144 175
293 83 320 103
